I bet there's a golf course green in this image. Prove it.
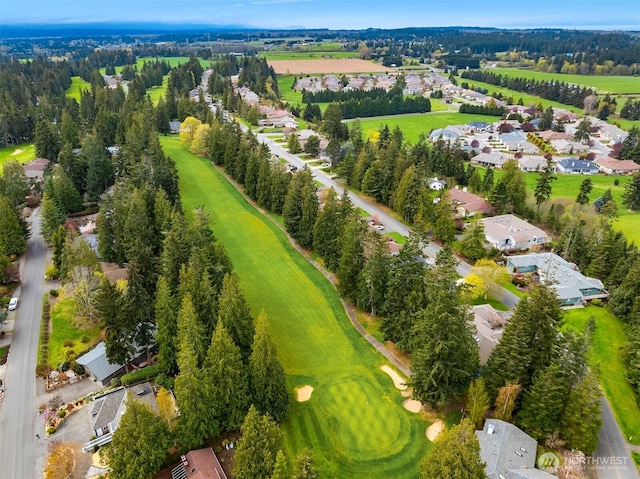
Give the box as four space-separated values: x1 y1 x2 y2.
160 136 430 478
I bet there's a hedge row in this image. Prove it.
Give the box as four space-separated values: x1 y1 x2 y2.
36 300 51 377
120 364 161 386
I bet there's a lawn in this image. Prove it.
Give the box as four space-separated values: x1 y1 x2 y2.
490 68 640 95
65 76 91 102
356 112 503 144
148 75 169 105
161 135 430 478
0 143 35 170
563 306 640 445
48 297 101 369
260 51 359 61
490 168 640 245
98 56 212 75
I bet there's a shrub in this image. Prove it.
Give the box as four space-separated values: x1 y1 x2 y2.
36 364 51 377
110 377 121 388
120 364 161 386
58 409 66 418
80 335 89 343
591 298 604 307
155 372 174 390
63 340 74 348
48 289 59 297
72 362 85 375
45 265 59 280
47 427 56 435
614 178 620 186
512 276 527 287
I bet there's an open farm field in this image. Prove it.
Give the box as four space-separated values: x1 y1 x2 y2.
492 168 640 244
66 76 91 102
490 68 640 95
261 51 359 61
269 58 388 75
564 306 640 445
161 135 430 478
0 143 35 170
355 112 501 144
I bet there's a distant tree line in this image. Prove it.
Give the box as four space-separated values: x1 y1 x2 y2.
460 70 596 108
620 99 640 121
458 103 506 116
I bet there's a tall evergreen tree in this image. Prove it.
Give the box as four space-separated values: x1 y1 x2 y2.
155 276 178 375
483 284 563 397
249 311 289 422
204 321 249 431
336 214 366 302
292 449 319 479
108 398 171 479
40 192 66 244
431 191 456 244
459 222 487 261
560 371 602 453
357 232 390 315
410 247 479 407
419 419 486 479
174 295 216 450
0 196 27 256
270 450 290 479
576 177 593 205
312 188 342 271
95 278 134 367
283 167 317 249
622 171 640 211
234 405 283 479
534 157 557 215
34 119 60 162
217 273 255 360
0 160 30 207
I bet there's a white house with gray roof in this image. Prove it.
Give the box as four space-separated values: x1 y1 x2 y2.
477 419 558 479
506 252 608 306
478 214 550 251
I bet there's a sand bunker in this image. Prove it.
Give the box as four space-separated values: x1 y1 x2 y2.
426 420 445 441
10 148 24 156
403 398 422 413
401 389 413 398
381 365 408 390
296 385 314 402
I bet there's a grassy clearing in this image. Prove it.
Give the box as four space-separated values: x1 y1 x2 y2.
563 306 640 445
490 68 640 95
65 76 91 102
489 168 640 245
98 56 212 75
161 135 430 478
387 231 407 244
261 51 359 61
48 297 101 369
0 143 35 170
357 112 502 144
147 75 169 105
470 296 509 311
633 452 640 468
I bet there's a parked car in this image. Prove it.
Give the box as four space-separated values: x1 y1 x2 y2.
8 297 18 311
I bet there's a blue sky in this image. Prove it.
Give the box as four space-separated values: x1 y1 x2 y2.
1 0 639 29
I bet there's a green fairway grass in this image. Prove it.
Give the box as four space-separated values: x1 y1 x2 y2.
0 143 35 171
563 306 640 445
98 56 212 75
261 51 359 61
66 76 91 102
491 169 640 245
356 112 502 144
148 75 169 105
161 135 430 478
491 68 640 95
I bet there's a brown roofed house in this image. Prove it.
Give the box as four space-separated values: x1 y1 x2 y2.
449 187 494 218
596 157 640 175
170 448 228 479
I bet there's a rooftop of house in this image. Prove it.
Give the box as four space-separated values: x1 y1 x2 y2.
479 214 549 244
22 157 50 171
88 387 127 432
556 158 598 169
449 187 493 214
477 419 557 479
506 252 606 301
472 304 510 363
76 341 123 382
596 157 640 171
537 130 571 141
171 448 228 479
471 151 511 165
100 262 129 283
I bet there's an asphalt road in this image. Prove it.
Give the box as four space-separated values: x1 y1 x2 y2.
251 130 636 478
0 207 47 479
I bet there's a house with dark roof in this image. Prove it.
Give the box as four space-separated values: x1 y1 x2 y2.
556 158 599 175
477 419 557 479
478 214 550 251
171 448 228 479
506 252 608 306
76 342 126 386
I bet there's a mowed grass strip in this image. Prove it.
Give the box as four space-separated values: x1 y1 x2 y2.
161 136 430 478
66 76 91 102
356 112 502 144
0 143 35 170
563 306 640 445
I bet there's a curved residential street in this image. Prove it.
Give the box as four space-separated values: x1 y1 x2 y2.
251 128 639 478
0 207 47 479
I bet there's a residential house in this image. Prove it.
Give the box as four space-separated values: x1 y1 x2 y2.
169 121 182 134
429 128 459 142
472 304 510 363
537 130 571 142
478 214 550 251
467 121 490 132
76 341 152 386
506 252 608 306
556 158 599 174
22 158 50 180
170 448 228 479
82 382 159 452
550 139 589 155
259 108 297 129
449 187 493 218
100 262 129 283
428 178 447 190
596 157 640 175
499 132 538 153
471 152 511 169
477 419 558 479
518 156 553 172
